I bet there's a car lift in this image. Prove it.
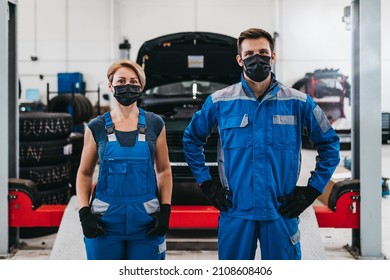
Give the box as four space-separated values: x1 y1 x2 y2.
170 179 361 230
8 178 66 228
8 178 360 232
313 179 360 229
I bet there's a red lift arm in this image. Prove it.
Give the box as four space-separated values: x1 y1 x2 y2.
8 178 66 228
170 206 219 229
313 179 360 229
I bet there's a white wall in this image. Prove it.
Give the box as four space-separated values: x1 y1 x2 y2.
17 0 389 111
18 0 112 106
278 0 351 85
381 0 390 112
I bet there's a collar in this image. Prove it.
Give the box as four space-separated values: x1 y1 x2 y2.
241 72 279 101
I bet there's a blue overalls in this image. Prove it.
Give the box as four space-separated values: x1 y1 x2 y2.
84 109 166 260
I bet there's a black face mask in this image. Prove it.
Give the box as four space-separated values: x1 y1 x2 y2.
243 54 271 83
113 84 142 106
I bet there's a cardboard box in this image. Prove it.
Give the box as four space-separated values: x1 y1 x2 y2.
317 165 352 206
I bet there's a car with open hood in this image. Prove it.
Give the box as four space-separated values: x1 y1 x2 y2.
292 68 352 150
136 31 242 207
292 69 390 149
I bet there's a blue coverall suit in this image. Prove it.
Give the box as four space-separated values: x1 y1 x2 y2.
183 74 340 260
84 109 166 260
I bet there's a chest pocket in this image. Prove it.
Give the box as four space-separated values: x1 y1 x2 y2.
272 115 298 149
106 158 149 196
219 115 250 149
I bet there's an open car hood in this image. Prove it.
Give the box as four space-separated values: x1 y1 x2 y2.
136 32 242 90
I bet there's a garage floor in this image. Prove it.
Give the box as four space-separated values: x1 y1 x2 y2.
5 145 390 260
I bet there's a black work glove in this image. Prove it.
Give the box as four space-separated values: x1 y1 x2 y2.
79 206 106 238
147 204 171 237
278 185 321 219
199 180 232 212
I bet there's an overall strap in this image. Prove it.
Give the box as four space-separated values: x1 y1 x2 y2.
137 108 147 142
103 112 116 142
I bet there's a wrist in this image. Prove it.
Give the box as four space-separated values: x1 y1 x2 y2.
79 206 92 220
199 180 213 189
79 206 90 213
160 204 171 214
307 184 321 194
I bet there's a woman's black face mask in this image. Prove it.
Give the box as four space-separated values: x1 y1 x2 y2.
242 54 271 83
113 84 142 106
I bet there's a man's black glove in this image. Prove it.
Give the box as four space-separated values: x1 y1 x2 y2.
79 206 106 238
278 185 321 219
147 204 171 237
199 180 232 212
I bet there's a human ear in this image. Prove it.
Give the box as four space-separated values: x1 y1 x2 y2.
108 83 114 93
236 54 243 67
271 52 276 64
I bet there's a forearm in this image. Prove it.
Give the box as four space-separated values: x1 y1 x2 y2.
309 135 340 191
306 100 341 192
76 172 94 208
183 97 216 183
76 126 99 208
156 168 173 205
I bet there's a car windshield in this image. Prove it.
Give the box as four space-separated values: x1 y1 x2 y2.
144 80 227 97
140 80 228 120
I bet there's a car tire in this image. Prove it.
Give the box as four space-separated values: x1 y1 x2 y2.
19 138 70 167
48 93 93 125
19 161 72 191
19 112 72 141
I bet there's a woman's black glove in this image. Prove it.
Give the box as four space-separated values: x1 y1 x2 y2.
278 185 322 219
147 204 171 237
199 180 232 212
78 206 106 238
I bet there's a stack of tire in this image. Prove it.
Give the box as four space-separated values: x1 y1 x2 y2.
18 112 73 237
68 131 84 195
46 93 89 195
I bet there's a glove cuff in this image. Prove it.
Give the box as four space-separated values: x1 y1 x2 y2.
79 206 92 221
199 179 213 190
306 185 322 200
160 204 171 214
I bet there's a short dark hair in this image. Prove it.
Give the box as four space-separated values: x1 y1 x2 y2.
237 28 274 55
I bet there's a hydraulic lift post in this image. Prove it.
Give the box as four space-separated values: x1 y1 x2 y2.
0 0 18 258
350 0 382 258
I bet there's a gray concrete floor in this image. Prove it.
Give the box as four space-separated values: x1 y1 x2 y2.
4 145 390 260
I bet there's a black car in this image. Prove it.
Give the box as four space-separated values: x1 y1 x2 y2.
136 32 241 205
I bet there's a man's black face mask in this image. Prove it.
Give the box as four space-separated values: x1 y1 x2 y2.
243 54 271 83
113 84 142 106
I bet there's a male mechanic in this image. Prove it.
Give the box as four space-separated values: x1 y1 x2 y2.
183 28 340 260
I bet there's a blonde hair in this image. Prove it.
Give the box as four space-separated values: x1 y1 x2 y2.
107 59 146 89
